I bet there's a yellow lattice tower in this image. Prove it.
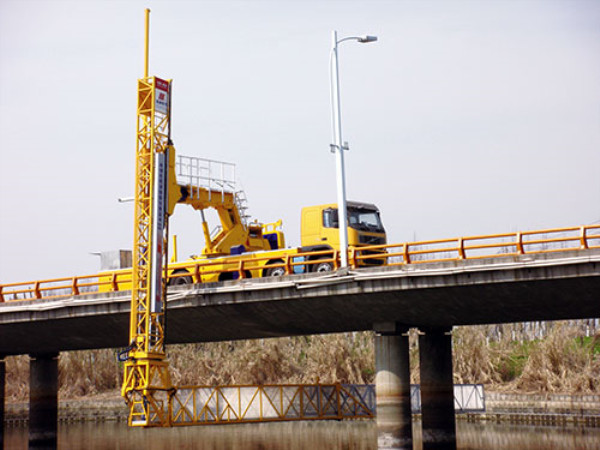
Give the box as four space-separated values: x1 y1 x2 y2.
121 8 174 427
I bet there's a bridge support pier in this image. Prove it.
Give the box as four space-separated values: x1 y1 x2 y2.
419 327 456 450
29 353 58 450
374 324 412 450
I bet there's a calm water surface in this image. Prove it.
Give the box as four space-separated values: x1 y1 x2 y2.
5 420 600 449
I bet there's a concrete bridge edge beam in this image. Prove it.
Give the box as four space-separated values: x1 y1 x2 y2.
418 327 456 450
29 353 59 450
374 322 413 450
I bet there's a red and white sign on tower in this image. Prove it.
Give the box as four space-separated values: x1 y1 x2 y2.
154 78 169 114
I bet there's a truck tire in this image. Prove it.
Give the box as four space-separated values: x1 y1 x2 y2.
263 260 286 277
168 270 193 286
313 257 333 273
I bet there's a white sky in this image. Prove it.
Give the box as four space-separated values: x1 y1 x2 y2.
1 0 599 282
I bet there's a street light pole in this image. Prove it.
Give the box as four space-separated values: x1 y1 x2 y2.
329 30 377 269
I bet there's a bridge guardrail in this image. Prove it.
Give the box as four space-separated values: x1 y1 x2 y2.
353 224 600 267
1 224 598 303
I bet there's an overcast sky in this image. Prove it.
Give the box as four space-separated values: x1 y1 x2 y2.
1 0 599 283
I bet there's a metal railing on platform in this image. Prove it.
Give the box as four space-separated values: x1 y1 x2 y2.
1 224 598 302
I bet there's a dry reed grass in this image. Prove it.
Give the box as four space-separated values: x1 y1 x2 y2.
4 322 599 402
5 355 29 401
509 323 600 393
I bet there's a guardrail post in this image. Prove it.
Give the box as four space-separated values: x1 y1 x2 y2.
34 282 42 300
29 353 59 450
0 286 4 303
284 255 292 275
335 382 342 420
419 327 456 449
457 238 465 260
374 323 412 450
580 226 588 249
111 273 118 292
403 243 410 264
349 248 357 269
71 277 80 296
516 232 524 255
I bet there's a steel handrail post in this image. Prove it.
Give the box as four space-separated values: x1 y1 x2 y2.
336 382 342 419
71 277 80 296
349 247 357 269
194 264 201 284
581 225 588 249
458 238 465 259
111 272 118 292
516 232 524 254
259 386 263 421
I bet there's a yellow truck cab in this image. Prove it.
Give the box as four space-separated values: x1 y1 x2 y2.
300 202 387 265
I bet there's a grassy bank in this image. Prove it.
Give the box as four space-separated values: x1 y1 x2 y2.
5 321 599 402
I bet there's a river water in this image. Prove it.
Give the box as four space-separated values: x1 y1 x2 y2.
5 420 600 449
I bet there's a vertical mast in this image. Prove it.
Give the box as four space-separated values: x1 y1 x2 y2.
121 8 174 427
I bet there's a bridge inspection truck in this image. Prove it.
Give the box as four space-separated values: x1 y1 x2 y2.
166 149 388 284
100 152 387 290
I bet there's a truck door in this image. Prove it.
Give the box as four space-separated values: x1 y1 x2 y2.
301 206 322 246
320 207 340 247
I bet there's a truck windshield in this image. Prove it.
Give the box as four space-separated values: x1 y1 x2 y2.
348 207 384 232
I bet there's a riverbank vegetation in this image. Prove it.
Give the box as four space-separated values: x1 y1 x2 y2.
5 320 599 402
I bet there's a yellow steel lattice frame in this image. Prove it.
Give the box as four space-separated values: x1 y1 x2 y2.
168 384 374 426
119 11 175 425
121 75 174 427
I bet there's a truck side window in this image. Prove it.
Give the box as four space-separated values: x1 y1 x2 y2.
323 209 339 228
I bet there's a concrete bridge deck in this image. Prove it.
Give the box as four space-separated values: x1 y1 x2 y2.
1 249 598 356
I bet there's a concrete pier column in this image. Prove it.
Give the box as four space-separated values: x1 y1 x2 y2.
29 353 59 450
418 327 456 449
374 323 412 450
1 355 5 450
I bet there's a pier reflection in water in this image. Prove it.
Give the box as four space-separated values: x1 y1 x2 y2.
4 420 600 449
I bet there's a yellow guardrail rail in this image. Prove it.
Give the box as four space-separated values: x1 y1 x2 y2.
1 224 599 303
352 224 600 267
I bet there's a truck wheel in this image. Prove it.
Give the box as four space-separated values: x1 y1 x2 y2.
218 272 233 281
313 258 333 273
265 266 286 277
263 260 286 277
168 271 193 286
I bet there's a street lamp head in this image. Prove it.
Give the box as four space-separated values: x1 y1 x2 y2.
358 35 378 43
